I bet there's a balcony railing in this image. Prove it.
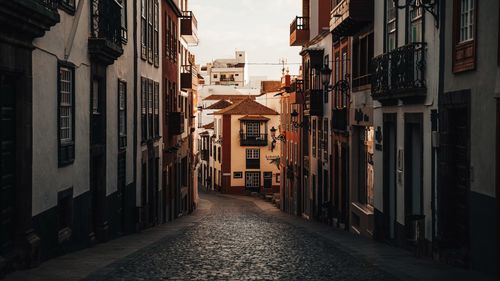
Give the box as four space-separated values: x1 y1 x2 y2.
330 0 373 40
220 77 235 82
180 65 193 90
89 0 124 64
371 43 427 101
240 133 268 146
181 11 199 45
39 0 59 10
290 16 310 46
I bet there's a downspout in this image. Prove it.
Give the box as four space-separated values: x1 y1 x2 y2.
133 0 138 212
433 0 446 248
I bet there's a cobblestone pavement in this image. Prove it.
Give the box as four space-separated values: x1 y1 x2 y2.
84 194 398 281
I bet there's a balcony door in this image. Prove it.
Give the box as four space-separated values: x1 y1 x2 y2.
246 122 261 139
0 73 16 255
245 172 260 192
383 113 397 240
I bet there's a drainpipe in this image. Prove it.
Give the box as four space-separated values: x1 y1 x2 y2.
433 0 446 250
133 0 138 226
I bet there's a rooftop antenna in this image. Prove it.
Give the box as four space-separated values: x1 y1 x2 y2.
279 58 287 76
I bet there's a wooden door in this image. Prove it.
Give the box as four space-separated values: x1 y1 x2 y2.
439 93 470 267
0 73 16 254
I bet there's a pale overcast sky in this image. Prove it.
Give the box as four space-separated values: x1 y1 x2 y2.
190 0 302 81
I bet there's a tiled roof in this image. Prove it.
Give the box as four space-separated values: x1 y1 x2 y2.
214 98 279 116
204 95 255 101
238 115 270 121
202 122 214 129
205 100 233 110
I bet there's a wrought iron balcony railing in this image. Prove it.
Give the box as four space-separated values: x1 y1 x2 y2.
290 16 310 46
90 0 122 45
88 0 123 64
240 133 268 146
371 42 427 101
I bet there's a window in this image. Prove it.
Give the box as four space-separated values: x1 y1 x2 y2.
459 0 474 43
233 172 243 179
409 3 423 43
245 122 260 137
246 148 260 159
213 74 218 79
119 0 128 42
323 119 329 161
58 63 75 166
147 0 153 62
153 82 160 137
452 0 477 72
153 0 159 66
148 80 153 139
312 119 317 158
141 77 159 141
141 78 147 141
324 55 329 103
118 80 127 149
386 0 397 52
352 32 374 88
245 172 260 189
141 0 147 59
60 0 75 14
246 148 260 169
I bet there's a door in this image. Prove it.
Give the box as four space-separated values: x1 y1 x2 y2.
440 105 470 266
404 114 423 218
383 114 397 240
0 73 16 254
263 172 272 189
116 152 126 234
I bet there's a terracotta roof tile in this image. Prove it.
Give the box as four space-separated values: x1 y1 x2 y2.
214 98 279 116
204 95 255 101
205 100 233 110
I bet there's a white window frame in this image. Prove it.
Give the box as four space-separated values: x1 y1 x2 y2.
459 0 474 43
246 148 260 160
59 66 73 144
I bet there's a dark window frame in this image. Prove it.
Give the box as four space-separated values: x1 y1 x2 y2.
118 79 127 149
141 0 147 60
57 61 76 167
119 0 128 43
153 0 159 67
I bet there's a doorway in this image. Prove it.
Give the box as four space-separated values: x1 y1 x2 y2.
0 73 16 255
404 113 423 219
383 113 397 240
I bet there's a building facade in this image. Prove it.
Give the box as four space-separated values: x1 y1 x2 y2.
206 51 247 87
0 0 199 275
213 99 281 194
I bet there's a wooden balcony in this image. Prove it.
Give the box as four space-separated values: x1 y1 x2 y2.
240 133 268 147
0 0 60 41
180 65 193 90
330 0 373 40
180 11 199 45
290 16 310 46
168 112 185 135
371 43 427 102
88 0 124 65
304 90 323 116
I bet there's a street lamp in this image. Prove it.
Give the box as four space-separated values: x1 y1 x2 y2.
290 109 306 128
321 63 350 97
270 126 286 143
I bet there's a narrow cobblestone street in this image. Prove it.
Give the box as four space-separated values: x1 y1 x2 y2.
83 194 397 281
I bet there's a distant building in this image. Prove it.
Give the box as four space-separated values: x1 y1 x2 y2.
213 99 281 194
206 51 247 87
